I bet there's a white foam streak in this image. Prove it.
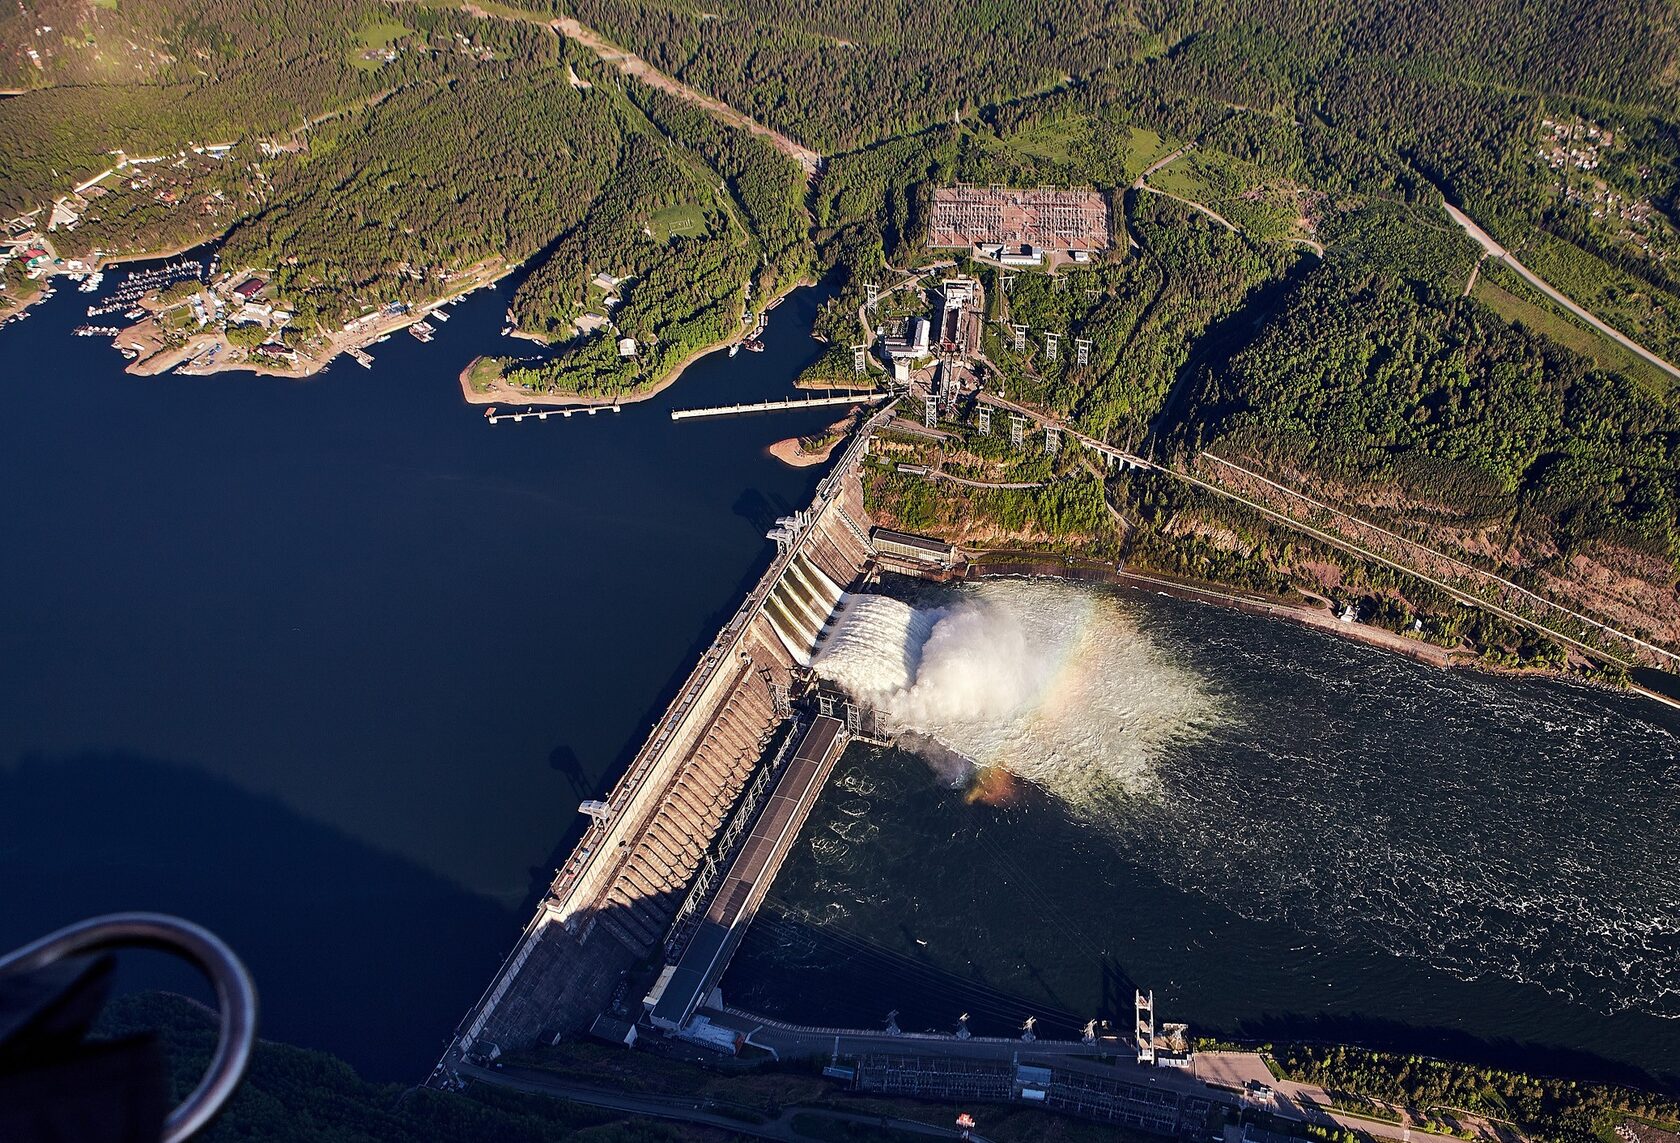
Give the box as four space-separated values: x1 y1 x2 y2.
813 580 1220 806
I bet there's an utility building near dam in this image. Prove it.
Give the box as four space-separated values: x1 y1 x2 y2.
438 419 886 1070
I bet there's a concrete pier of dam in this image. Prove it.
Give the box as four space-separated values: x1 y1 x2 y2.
438 411 892 1068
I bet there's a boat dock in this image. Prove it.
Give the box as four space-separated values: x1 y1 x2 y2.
671 392 888 421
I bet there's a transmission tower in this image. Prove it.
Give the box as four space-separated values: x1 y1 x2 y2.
977 406 991 435
1135 989 1156 1066
1045 333 1059 363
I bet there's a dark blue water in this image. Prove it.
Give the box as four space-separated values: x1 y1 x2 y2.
0 265 844 1080
8 263 1679 1094
727 577 1680 1089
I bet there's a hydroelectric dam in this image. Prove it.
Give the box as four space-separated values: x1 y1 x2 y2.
436 410 895 1072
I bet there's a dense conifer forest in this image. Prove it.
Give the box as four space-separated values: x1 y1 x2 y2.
3 0 1678 647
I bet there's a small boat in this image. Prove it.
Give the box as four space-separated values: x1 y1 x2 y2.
743 339 765 353
728 343 741 357
430 309 449 322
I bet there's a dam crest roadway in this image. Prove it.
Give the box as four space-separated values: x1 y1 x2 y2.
435 402 899 1074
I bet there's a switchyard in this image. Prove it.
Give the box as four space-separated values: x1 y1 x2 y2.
929 185 1111 267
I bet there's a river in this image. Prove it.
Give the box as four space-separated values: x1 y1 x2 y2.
0 264 844 1080
727 577 1680 1087
4 266 1678 1090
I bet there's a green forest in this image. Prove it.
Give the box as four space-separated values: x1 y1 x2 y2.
3 0 1679 652
1271 1044 1680 1143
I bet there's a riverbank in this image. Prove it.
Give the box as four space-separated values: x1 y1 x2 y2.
119 258 513 379
952 548 1678 707
1111 564 1678 708
457 276 814 408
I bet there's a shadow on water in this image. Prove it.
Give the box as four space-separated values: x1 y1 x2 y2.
517 476 830 920
0 751 515 1083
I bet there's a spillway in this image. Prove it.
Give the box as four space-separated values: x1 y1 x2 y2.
440 415 884 1065
812 593 940 699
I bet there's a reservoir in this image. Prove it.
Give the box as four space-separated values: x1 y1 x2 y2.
0 266 844 1080
3 266 1677 1088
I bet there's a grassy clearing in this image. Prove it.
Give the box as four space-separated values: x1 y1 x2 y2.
1515 229 1680 363
348 20 408 70
464 355 506 392
1121 126 1175 181
1147 148 1302 239
1473 268 1675 395
1003 114 1091 162
650 201 708 242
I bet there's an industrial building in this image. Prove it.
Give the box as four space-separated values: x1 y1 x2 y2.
852 1053 1219 1138
872 527 959 569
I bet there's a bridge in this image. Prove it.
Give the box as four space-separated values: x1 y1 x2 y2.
435 403 899 1076
670 390 893 420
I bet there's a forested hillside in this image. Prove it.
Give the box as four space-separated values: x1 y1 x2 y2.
95 992 721 1141
4 0 1679 651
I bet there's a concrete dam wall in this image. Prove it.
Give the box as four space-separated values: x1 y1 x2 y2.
447 441 877 1058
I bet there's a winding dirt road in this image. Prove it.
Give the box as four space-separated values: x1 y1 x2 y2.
550 14 823 176
1443 201 1680 382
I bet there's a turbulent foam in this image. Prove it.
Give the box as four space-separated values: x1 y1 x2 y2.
813 579 1221 805
806 578 1680 1027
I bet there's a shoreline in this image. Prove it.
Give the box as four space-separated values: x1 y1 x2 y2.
456 276 814 408
129 257 514 379
953 550 1678 707
768 415 851 467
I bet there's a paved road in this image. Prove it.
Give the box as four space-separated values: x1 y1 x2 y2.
458 1061 998 1142
1442 201 1680 382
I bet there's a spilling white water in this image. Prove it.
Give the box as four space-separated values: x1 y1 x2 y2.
813 579 1222 806
802 578 1680 1030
